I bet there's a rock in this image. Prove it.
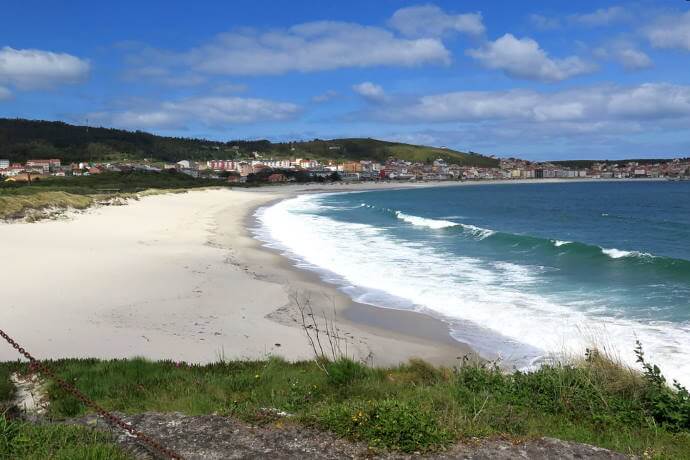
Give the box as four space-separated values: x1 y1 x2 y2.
65 412 633 459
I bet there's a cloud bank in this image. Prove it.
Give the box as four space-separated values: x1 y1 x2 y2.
0 46 90 90
645 11 690 52
92 96 301 130
365 83 690 126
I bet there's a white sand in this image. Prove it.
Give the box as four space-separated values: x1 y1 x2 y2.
0 185 472 367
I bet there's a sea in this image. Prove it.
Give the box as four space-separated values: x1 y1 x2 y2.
255 181 690 385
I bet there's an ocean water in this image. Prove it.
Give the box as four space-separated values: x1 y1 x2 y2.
255 181 690 385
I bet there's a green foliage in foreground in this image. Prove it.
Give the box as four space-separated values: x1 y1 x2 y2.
0 368 14 414
0 415 130 459
2 351 690 457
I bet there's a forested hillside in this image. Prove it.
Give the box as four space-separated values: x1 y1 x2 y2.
0 119 499 167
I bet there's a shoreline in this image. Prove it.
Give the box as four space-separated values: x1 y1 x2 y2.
221 183 479 367
0 184 475 368
0 178 676 369
241 193 476 366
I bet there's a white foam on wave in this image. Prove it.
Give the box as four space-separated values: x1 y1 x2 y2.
256 194 690 386
552 240 572 247
394 211 458 229
602 248 654 259
461 223 495 240
602 248 633 259
382 207 495 239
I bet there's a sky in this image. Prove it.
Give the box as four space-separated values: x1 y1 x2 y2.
2 0 690 160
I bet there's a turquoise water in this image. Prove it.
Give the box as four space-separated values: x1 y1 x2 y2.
257 181 690 383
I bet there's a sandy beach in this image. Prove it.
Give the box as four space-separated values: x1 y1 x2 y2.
0 182 481 367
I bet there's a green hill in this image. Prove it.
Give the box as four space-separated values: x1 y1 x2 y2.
280 138 499 167
0 118 498 167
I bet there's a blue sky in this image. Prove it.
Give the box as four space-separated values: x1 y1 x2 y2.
2 0 690 160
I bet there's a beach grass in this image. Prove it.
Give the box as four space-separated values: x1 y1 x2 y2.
0 191 94 219
1 351 689 457
0 414 131 459
0 171 230 220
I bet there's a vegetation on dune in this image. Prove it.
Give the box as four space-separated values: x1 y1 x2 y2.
0 118 498 167
0 191 93 220
0 170 224 195
1 345 690 457
0 171 230 220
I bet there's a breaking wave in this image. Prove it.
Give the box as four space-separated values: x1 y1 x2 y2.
255 193 690 386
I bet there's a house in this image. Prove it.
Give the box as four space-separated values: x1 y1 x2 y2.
267 173 287 183
208 160 238 171
238 163 253 176
226 173 242 183
342 161 362 173
26 159 61 173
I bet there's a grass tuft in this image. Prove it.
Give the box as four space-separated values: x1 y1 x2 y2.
0 414 130 459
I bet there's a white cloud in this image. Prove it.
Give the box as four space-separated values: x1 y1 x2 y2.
0 86 11 100
129 21 451 78
570 7 630 27
467 34 595 82
0 46 90 90
367 83 690 124
312 90 338 103
594 41 652 70
607 84 690 119
645 11 690 51
615 47 652 70
93 96 301 130
389 5 484 37
353 82 386 102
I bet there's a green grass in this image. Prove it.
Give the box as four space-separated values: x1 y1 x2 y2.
1 352 689 457
0 191 94 219
0 414 130 459
0 367 14 415
286 138 499 167
0 171 230 219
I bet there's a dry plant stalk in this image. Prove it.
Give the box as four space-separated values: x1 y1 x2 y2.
292 293 348 375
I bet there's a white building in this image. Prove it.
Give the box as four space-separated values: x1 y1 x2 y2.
0 159 9 169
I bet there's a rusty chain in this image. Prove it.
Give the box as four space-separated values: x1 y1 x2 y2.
0 328 184 460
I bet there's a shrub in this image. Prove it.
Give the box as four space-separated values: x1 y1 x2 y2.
325 359 368 387
635 342 690 431
317 399 451 452
0 367 14 406
404 359 443 385
454 362 506 393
